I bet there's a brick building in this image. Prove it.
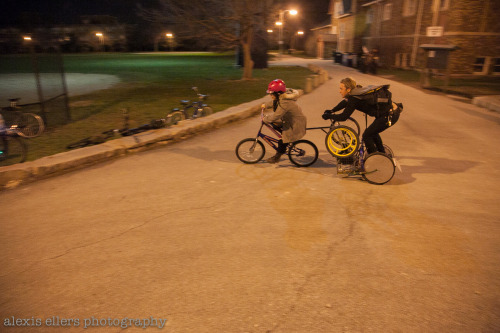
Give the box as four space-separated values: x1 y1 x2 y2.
325 0 500 75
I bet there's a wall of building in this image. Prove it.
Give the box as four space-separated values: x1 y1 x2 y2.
328 0 500 75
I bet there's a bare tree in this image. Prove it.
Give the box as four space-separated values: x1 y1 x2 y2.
140 0 273 80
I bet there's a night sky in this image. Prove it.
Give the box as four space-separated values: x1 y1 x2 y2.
0 0 330 28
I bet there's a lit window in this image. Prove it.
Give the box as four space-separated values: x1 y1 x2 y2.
366 8 374 24
383 4 393 21
440 0 450 10
334 2 344 18
403 0 417 16
340 23 345 39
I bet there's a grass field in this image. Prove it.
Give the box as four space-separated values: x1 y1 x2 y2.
0 52 313 161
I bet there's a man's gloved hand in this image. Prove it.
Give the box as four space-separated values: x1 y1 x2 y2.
322 110 334 120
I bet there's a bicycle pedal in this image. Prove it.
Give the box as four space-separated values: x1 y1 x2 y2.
337 164 355 174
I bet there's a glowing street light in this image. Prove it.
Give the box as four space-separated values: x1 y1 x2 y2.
95 32 104 52
267 29 273 33
297 31 304 35
165 33 174 51
277 9 298 56
23 36 32 41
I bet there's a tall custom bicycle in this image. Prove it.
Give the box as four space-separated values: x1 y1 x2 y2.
235 106 318 167
308 111 397 185
323 115 397 185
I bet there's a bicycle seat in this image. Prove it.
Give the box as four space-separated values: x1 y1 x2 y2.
199 94 209 99
180 100 190 105
171 108 180 112
8 98 20 102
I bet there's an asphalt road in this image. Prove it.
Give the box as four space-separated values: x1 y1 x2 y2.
1 58 499 332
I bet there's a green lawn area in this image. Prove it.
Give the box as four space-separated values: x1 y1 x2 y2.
1 52 313 161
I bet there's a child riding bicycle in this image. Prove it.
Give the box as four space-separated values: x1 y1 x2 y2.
263 79 307 163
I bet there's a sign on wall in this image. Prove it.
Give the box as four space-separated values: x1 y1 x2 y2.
427 26 444 37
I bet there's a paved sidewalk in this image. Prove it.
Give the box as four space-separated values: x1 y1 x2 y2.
472 94 500 113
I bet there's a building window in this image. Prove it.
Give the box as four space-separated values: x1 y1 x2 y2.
339 23 345 39
494 58 500 75
366 8 374 24
334 1 344 18
383 4 393 21
473 57 485 73
403 0 418 16
440 0 450 10
473 57 492 74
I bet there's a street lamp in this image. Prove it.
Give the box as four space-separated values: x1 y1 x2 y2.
95 32 104 52
277 9 298 56
166 33 174 52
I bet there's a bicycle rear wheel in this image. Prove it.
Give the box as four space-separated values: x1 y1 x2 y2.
0 136 27 166
288 140 318 167
362 152 395 185
235 138 265 164
15 112 44 138
383 144 394 158
183 106 196 119
325 126 359 158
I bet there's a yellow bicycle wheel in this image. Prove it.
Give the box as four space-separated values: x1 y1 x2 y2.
325 126 359 158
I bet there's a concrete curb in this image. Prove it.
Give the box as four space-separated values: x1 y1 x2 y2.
0 85 321 190
472 95 500 113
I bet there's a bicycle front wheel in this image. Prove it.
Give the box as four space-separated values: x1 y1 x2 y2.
167 111 185 125
0 136 27 166
200 106 213 117
325 126 359 158
235 138 265 164
362 152 395 185
288 140 318 167
16 112 44 138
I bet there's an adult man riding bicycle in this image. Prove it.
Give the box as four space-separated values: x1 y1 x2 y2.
263 79 307 163
322 77 402 155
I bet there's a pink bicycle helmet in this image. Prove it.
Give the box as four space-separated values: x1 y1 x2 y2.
267 79 286 94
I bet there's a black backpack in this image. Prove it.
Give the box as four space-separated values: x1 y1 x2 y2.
350 84 392 116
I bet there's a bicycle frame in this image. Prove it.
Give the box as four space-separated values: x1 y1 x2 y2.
252 121 282 152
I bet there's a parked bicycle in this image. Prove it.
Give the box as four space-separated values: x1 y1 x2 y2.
235 105 318 167
169 87 213 124
66 108 176 150
0 115 27 166
0 98 45 138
